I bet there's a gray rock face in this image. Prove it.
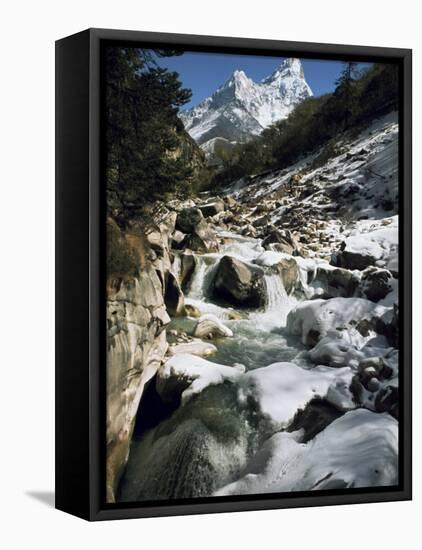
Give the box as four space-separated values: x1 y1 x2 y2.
164 271 185 317
106 207 184 503
213 255 266 307
106 264 170 502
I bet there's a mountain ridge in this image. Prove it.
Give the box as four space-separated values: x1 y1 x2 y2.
180 58 313 152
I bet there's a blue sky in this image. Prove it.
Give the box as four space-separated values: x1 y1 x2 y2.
154 51 369 110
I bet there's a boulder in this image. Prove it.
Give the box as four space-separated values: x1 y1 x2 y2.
262 229 299 256
333 248 377 271
309 266 360 299
358 356 386 378
272 258 300 294
168 339 217 357
252 214 271 228
241 224 257 238
361 267 393 302
225 309 247 320
184 303 201 318
224 196 237 209
198 199 225 217
167 198 196 212
193 314 233 339
171 230 186 249
180 218 219 253
182 229 218 254
286 297 390 347
176 207 204 234
213 255 266 308
308 333 364 367
157 353 244 405
333 220 398 272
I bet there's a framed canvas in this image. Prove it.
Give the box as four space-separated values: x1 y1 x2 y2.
55 28 412 521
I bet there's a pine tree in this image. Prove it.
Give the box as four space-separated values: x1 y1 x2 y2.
334 62 360 128
104 47 194 222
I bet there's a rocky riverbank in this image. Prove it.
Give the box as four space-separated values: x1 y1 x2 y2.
108 112 400 502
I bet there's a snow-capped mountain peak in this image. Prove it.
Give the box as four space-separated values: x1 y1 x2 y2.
263 57 304 84
180 58 313 149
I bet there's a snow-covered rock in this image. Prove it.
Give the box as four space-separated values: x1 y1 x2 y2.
237 362 355 430
216 408 398 495
180 58 312 148
157 353 244 405
193 313 234 338
334 216 398 272
286 297 390 346
308 332 365 368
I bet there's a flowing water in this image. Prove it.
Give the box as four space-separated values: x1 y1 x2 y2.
119 230 307 502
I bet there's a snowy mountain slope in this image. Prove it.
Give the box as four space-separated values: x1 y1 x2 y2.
229 112 399 262
224 112 399 280
180 58 313 149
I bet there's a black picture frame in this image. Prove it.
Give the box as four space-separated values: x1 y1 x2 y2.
55 28 412 521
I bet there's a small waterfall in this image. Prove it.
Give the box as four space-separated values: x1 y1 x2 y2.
186 254 220 300
186 257 208 299
250 274 298 330
265 273 288 311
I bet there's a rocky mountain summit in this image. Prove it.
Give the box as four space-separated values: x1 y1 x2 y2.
180 58 313 154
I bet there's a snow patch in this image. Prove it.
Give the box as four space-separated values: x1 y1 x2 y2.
237 362 355 429
216 409 398 495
